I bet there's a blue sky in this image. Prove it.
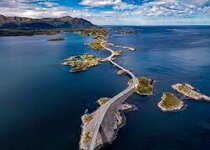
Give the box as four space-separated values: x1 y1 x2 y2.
0 0 210 25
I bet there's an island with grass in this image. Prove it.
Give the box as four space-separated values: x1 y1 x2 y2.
172 83 210 101
63 54 104 73
87 41 104 50
158 92 184 112
117 29 137 35
48 36 65 41
76 28 108 39
128 76 154 96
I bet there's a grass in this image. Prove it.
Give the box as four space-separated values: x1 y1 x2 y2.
177 85 189 93
64 54 101 72
129 76 153 95
88 42 103 50
160 92 183 109
174 83 202 99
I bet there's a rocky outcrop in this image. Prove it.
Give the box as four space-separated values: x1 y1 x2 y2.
172 83 210 101
158 92 184 112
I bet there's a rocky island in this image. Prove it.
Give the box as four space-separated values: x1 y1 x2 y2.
128 76 154 96
158 92 184 112
117 29 137 35
87 41 104 50
63 54 103 72
172 83 210 101
48 36 65 41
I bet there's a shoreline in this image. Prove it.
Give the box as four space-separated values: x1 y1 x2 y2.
85 103 137 150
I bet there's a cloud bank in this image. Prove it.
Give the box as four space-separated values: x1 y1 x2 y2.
0 0 209 25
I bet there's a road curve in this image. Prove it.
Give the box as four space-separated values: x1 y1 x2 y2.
88 41 139 150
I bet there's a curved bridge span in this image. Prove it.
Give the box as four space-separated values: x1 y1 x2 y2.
87 41 138 150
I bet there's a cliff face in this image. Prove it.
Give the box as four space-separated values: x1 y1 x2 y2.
0 14 96 29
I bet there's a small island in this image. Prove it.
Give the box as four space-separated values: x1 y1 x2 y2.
117 70 127 75
128 76 154 95
119 103 137 111
158 92 184 112
117 29 137 35
172 83 210 101
76 28 108 39
87 41 104 50
63 54 103 72
48 36 65 41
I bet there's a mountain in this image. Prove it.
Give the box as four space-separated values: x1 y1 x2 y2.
0 14 96 29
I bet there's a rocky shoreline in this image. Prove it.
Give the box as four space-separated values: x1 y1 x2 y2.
79 102 136 150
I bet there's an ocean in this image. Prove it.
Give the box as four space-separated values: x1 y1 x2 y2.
0 26 210 150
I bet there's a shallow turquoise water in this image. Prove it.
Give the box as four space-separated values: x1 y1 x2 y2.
0 26 210 150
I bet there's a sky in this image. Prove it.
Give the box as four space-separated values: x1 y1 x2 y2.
0 0 210 25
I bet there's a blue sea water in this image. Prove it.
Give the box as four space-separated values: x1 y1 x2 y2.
0 26 210 150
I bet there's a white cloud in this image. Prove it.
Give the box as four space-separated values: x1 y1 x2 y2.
80 0 121 7
0 0 209 25
113 2 137 10
80 0 138 10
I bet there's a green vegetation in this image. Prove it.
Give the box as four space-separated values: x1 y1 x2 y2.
129 76 153 95
177 84 190 93
117 29 137 35
63 54 102 72
88 41 103 50
97 97 110 106
0 29 61 36
77 28 108 38
158 92 184 111
0 28 108 37
48 36 65 41
172 83 206 100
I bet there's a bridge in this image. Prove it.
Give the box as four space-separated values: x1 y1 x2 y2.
81 41 139 150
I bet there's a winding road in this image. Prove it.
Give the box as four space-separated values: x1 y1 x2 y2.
88 41 139 150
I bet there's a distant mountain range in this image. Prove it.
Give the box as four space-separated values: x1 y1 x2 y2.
0 14 96 29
